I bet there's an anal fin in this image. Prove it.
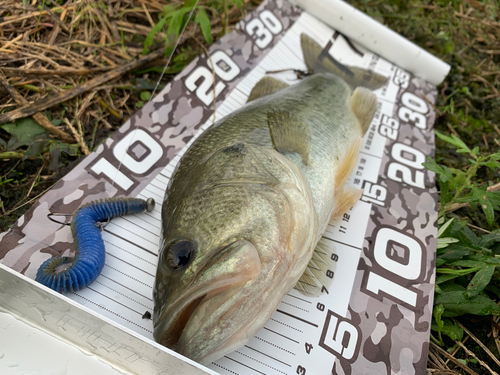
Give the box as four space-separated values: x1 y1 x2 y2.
330 186 363 223
247 77 289 103
268 109 311 164
335 136 361 194
295 238 337 297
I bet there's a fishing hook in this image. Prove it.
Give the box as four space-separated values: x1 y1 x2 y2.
36 197 155 294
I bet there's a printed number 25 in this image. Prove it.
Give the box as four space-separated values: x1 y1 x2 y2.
245 10 283 49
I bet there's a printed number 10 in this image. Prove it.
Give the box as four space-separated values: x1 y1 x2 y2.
364 227 424 308
90 128 163 191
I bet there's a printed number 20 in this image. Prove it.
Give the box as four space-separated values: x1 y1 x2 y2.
387 143 426 189
185 51 241 106
246 10 283 49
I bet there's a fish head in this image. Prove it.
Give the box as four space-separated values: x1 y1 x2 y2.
153 143 316 364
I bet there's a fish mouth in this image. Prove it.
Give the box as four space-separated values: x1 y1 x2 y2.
156 293 207 349
153 239 262 353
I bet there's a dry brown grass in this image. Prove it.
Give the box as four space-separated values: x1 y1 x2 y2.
0 0 251 227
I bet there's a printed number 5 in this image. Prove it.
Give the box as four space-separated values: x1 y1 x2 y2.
319 311 360 362
245 10 282 49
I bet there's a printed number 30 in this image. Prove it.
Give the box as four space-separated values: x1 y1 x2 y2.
245 10 283 49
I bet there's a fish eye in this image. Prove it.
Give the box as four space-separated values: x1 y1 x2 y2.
167 240 193 270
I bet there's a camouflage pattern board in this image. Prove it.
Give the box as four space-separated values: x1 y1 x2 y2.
0 1 438 374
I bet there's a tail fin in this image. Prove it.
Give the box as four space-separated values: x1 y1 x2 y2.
300 33 388 90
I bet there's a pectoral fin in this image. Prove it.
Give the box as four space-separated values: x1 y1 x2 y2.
351 87 378 135
267 109 311 164
247 77 289 103
295 238 337 297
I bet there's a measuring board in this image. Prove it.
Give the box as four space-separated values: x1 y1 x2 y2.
0 1 438 374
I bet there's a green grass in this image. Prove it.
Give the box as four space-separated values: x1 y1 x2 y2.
349 0 500 372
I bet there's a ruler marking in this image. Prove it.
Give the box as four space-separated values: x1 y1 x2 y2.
276 309 318 328
212 362 240 375
234 350 288 375
280 300 309 313
149 180 166 191
107 222 158 246
72 292 152 334
292 286 315 296
359 150 383 159
263 327 299 344
320 235 362 251
269 318 303 333
103 264 152 288
244 345 291 367
106 253 155 277
85 286 144 316
102 239 156 267
254 336 295 355
119 216 160 237
142 211 161 222
99 274 153 302
94 280 151 310
132 213 161 229
286 293 312 304
104 228 157 257
224 356 266 375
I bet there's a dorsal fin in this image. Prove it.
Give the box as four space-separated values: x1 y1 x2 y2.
247 77 289 103
267 109 311 164
351 87 377 135
295 238 337 297
300 33 388 90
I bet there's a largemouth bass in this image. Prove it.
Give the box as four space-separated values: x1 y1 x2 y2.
153 34 381 365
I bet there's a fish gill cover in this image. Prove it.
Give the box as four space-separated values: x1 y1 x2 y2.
0 1 438 374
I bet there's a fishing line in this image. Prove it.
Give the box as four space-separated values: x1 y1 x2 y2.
111 0 201 189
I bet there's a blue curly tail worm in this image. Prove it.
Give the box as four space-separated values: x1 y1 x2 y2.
36 197 155 294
